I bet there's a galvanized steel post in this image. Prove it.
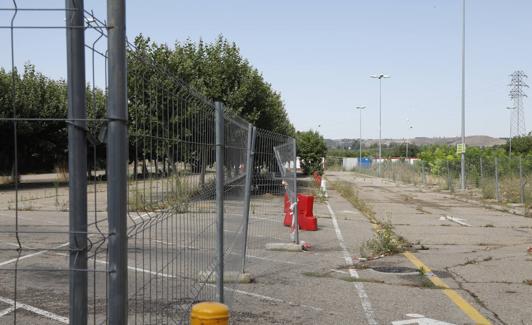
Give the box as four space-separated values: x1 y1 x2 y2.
495 157 500 202
215 102 225 302
292 137 299 244
107 0 128 323
65 0 87 323
241 125 256 273
519 156 524 205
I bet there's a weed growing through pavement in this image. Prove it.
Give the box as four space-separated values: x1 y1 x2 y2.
419 277 444 289
330 180 408 258
360 221 405 257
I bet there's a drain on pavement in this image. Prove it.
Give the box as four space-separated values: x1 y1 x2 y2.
370 266 419 274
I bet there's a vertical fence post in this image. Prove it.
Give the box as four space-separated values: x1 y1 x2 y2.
421 161 426 185
215 102 225 303
495 157 500 202
479 156 484 184
107 0 128 323
519 156 524 205
240 125 256 274
447 160 451 191
65 0 87 323
292 137 299 244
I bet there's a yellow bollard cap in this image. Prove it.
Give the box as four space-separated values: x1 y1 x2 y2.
190 302 229 323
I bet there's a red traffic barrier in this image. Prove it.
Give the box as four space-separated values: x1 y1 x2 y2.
312 171 321 186
283 193 318 231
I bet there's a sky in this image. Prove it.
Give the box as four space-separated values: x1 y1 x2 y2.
1 0 532 140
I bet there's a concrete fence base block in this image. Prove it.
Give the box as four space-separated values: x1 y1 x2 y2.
199 271 254 284
265 243 303 252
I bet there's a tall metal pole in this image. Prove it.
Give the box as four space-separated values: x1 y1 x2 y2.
359 108 363 165
241 125 256 273
215 102 225 303
107 0 128 323
371 74 389 175
378 78 382 176
291 136 299 244
65 0 87 323
355 106 366 167
460 0 466 190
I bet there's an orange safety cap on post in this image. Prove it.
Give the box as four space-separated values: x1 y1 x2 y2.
190 302 229 325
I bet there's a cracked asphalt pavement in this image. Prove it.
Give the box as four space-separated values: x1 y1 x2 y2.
325 171 532 325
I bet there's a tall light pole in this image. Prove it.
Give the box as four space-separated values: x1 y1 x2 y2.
370 73 390 176
406 119 413 159
506 106 516 158
460 0 466 190
355 106 367 167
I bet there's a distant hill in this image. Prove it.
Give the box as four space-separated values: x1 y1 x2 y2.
327 135 505 148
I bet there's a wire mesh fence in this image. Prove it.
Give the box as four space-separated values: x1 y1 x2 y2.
0 1 111 324
0 1 299 324
244 129 298 258
126 41 220 323
331 155 531 217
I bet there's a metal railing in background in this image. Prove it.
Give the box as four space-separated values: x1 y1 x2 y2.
0 1 299 324
331 156 531 217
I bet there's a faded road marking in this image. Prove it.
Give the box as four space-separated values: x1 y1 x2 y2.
326 201 378 325
403 251 491 325
0 296 68 323
441 215 472 227
392 313 455 325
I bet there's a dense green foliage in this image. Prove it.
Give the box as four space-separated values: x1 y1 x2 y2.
0 65 106 174
0 35 294 175
506 134 532 155
327 142 420 159
130 35 294 136
296 130 327 175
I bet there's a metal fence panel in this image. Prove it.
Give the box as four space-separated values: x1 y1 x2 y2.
337 155 531 217
0 2 300 324
0 3 111 324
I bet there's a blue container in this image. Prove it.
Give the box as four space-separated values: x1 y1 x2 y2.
358 157 372 169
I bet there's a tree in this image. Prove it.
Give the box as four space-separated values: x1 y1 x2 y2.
508 134 532 155
297 130 327 175
129 35 295 136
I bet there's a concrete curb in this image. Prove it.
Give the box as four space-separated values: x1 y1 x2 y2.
265 243 303 252
199 271 254 284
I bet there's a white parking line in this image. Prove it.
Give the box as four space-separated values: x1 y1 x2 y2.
52 252 177 279
442 215 472 227
0 306 15 317
326 201 378 325
0 242 69 267
0 296 68 323
204 284 322 312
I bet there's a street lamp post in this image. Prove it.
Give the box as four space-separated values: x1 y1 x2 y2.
460 0 466 190
370 73 390 176
406 125 413 159
355 106 367 167
405 118 413 159
506 106 516 159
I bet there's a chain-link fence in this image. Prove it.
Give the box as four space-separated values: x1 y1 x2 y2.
0 1 298 324
332 156 531 217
